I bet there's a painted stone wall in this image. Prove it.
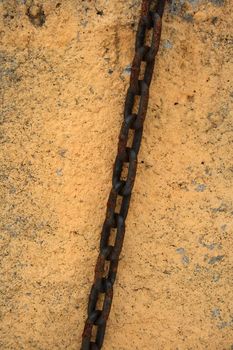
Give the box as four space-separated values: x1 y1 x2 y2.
0 1 232 349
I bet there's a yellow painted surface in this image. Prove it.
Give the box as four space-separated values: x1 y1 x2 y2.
0 1 232 349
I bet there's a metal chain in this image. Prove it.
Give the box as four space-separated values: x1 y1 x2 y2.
81 1 166 349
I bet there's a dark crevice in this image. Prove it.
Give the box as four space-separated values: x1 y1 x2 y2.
26 4 46 27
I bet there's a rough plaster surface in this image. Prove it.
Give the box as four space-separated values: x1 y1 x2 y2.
0 1 232 349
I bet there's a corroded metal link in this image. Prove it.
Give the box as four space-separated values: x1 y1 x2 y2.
94 283 113 326
143 58 155 87
121 148 137 196
133 81 149 129
156 0 166 16
99 215 125 264
110 215 125 261
124 87 137 118
113 147 137 197
132 127 143 155
100 219 114 252
136 0 153 49
105 188 118 226
146 12 162 62
124 83 149 130
118 114 136 160
130 46 149 94
95 323 106 349
81 1 166 348
141 0 151 17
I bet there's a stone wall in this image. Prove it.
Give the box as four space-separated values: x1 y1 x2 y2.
0 1 232 349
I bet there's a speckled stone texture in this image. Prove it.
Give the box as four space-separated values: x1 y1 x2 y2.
0 1 232 349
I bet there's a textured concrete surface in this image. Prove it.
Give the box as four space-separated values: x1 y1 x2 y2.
0 1 232 349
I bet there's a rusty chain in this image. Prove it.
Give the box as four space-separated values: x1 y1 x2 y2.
81 1 166 349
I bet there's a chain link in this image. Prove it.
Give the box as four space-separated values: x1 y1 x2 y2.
81 1 166 348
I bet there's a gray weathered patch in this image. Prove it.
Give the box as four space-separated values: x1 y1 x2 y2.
208 255 224 265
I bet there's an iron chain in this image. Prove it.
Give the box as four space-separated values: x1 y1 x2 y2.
81 1 166 348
